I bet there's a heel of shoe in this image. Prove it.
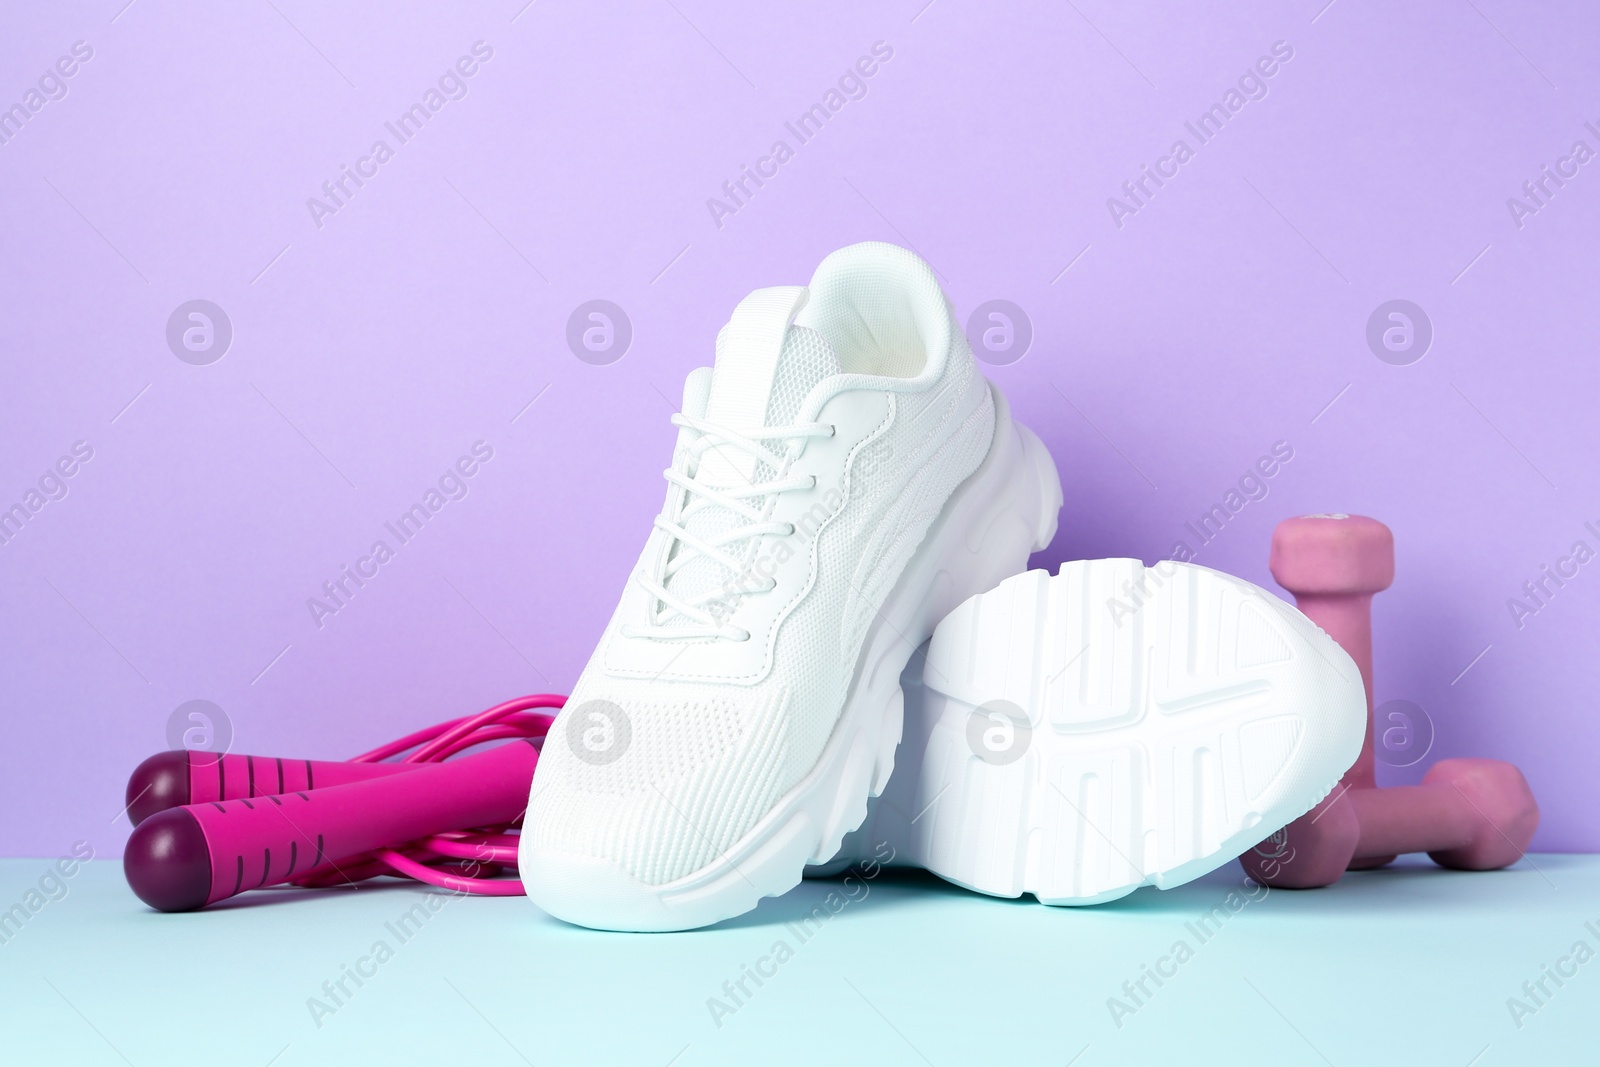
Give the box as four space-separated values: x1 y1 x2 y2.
919 385 1063 623
1015 420 1062 553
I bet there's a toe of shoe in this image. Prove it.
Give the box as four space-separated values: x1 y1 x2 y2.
519 842 706 932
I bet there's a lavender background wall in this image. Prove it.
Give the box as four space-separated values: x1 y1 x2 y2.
2 0 1595 858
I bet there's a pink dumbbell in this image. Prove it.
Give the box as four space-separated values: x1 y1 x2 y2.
1238 515 1539 888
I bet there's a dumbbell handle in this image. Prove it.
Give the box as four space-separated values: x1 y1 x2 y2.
1348 785 1477 859
1284 592 1379 790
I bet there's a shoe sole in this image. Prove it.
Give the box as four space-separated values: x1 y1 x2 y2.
521 385 1061 930
855 560 1365 904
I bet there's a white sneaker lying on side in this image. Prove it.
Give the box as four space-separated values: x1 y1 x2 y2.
825 559 1366 904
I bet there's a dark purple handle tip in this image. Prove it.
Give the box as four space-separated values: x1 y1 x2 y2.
126 750 192 827
125 807 212 912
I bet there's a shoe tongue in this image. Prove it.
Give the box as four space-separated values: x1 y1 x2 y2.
706 286 828 427
700 286 841 483
662 287 842 620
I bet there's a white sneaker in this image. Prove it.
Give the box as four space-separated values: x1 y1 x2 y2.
824 559 1365 903
520 242 1062 930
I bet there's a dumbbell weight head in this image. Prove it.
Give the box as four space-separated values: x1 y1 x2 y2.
1422 758 1539 870
1269 514 1395 597
1238 790 1360 889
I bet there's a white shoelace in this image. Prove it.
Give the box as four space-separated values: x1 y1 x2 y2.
622 412 835 642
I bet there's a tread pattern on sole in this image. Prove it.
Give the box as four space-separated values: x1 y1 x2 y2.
906 559 1364 905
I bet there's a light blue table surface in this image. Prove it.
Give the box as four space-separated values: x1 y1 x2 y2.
0 855 1593 1066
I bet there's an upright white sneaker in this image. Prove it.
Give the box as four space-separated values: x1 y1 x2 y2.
520 242 1062 930
825 559 1366 903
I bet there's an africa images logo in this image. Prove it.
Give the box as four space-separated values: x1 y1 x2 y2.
305 42 495 229
705 41 894 229
1106 41 1295 229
